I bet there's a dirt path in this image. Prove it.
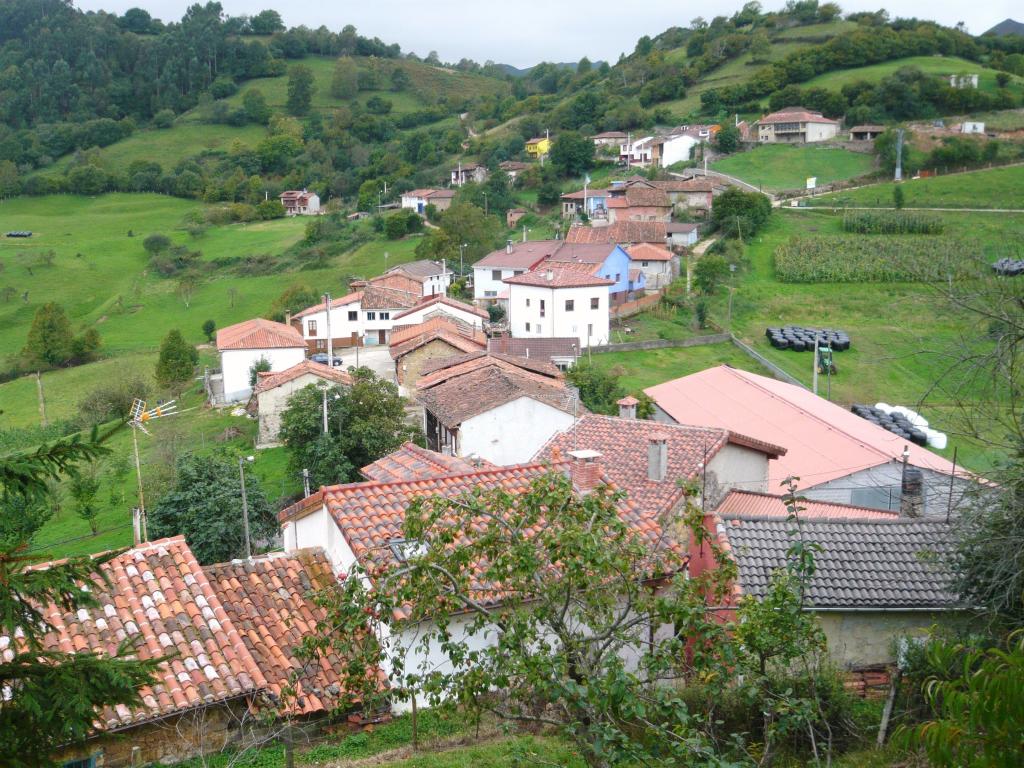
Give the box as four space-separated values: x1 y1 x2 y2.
788 205 1024 213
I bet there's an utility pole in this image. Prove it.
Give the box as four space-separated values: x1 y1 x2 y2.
239 456 253 559
321 386 329 435
323 292 333 365
812 336 819 395
459 243 467 277
482 191 488 216
302 468 311 498
132 427 146 543
895 128 904 182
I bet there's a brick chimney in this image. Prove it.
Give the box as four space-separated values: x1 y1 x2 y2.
568 449 603 494
647 434 669 482
617 395 639 420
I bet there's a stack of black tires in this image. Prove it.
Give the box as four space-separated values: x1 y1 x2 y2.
765 326 850 352
992 258 1024 276
851 404 928 446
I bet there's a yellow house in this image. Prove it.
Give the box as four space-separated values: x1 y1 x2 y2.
525 135 552 158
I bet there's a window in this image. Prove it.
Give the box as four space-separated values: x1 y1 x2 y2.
513 270 524 276
63 758 97 768
851 486 902 512
525 322 531 332
526 298 530 307
615 273 620 282
539 299 546 317
366 311 376 321
565 299 574 311
642 261 649 267
348 310 358 321
591 297 599 309
380 312 390 320
485 290 497 297
492 269 503 281
307 319 317 336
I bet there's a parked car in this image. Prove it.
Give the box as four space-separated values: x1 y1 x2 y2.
310 353 344 367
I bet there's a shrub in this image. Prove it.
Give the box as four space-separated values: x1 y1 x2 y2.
152 109 175 128
694 254 730 294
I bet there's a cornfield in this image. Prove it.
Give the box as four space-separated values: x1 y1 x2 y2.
774 235 978 283
841 211 945 235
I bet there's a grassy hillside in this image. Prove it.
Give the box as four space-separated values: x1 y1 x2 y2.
710 144 876 191
800 55 1024 96
809 164 1024 208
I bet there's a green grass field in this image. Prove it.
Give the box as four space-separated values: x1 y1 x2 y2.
800 55 1024 96
590 342 772 394
44 123 268 176
223 56 507 114
710 144 876 192
809 163 1024 209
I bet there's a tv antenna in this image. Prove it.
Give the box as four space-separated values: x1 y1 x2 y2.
127 398 178 544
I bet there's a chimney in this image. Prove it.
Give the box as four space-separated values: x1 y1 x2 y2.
568 449 602 494
617 395 638 420
647 434 669 483
285 311 292 326
506 239 513 254
900 463 924 518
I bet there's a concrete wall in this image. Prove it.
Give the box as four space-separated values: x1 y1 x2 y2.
806 122 839 142
220 346 305 404
508 283 610 348
817 611 951 669
460 396 576 465
257 373 344 447
706 443 771 504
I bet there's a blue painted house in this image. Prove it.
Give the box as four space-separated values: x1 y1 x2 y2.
545 242 643 304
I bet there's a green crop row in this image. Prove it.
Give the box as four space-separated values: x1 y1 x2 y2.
841 211 945 235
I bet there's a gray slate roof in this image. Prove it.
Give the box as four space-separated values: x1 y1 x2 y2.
720 516 958 609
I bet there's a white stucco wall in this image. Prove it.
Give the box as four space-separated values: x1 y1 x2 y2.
220 346 305 404
805 122 839 142
299 303 363 345
706 443 771 502
474 266 525 300
394 303 483 329
508 283 610 348
459 397 577 465
659 135 698 167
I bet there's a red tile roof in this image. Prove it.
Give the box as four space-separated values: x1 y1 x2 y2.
217 318 305 351
487 336 580 361
418 350 562 380
360 285 420 311
504 267 614 288
716 490 898 520
476 240 562 269
388 317 486 359
624 186 672 208
292 293 362 320
627 243 673 262
566 222 667 245
279 464 667 604
561 188 610 200
387 259 448 280
203 549 373 715
392 294 489 322
757 108 840 126
534 415 783 518
645 365 959 489
360 441 492 482
18 537 268 730
254 360 353 395
546 242 618 265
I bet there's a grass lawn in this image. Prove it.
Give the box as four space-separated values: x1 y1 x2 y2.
608 303 701 344
589 342 772 394
710 144 876 192
800 55 1024 97
809 163 1024 209
44 123 267 176
703 207 1019 471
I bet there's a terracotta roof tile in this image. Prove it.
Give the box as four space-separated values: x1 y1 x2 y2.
566 222 667 245
361 442 493 482
627 243 674 262
254 360 353 395
416 351 562 387
360 285 420 311
757 108 840 126
391 295 489 322
217 318 305 351
293 293 362 320
389 317 487 359
486 336 580 361
716 490 898 520
476 240 563 269
504 267 614 288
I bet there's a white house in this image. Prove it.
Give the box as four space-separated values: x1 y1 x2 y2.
450 162 488 186
961 121 986 134
473 240 561 304
279 190 321 216
215 318 307 404
665 222 700 248
591 130 628 147
949 73 979 89
292 284 420 350
415 353 579 465
651 133 699 168
391 295 488 329
626 242 677 290
400 189 455 214
504 267 613 349
755 108 840 143
620 136 654 166
382 260 453 297
645 365 973 517
251 360 353 447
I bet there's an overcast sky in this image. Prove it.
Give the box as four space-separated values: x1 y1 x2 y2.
74 0 1019 68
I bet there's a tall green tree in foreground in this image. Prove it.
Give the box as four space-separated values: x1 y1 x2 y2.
0 437 160 767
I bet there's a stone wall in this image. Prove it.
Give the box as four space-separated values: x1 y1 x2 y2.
396 338 464 388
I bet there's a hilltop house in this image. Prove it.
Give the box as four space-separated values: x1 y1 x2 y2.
498 160 531 182
755 107 840 143
606 180 673 223
561 188 610 220
251 360 353 447
381 259 452 297
849 124 886 141
292 283 420 350
451 162 488 186
505 265 614 349
279 189 321 216
215 318 307 404
525 135 552 158
591 130 628 147
654 177 721 214
416 352 580 464
400 188 455 214
626 242 677 289
473 240 561 304
949 73 979 88
665 222 700 248
645 365 972 516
